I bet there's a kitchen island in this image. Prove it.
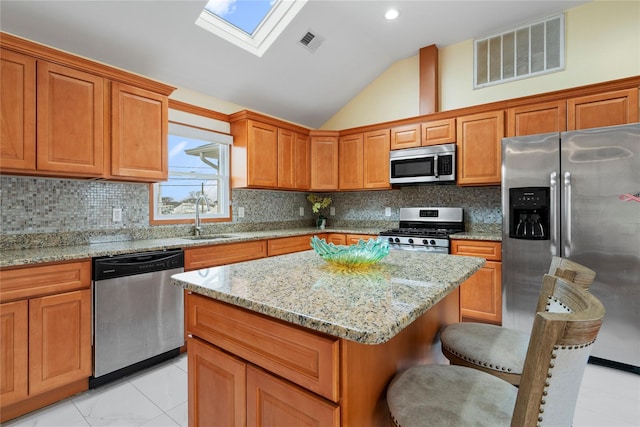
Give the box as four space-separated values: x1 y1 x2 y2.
172 250 485 426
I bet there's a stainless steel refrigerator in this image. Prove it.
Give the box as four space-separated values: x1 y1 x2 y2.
501 122 640 373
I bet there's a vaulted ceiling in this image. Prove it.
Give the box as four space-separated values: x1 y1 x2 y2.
0 0 588 128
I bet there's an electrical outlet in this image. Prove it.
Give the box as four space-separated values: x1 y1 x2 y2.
238 207 245 218
385 207 391 217
299 207 304 216
112 208 122 222
330 206 335 216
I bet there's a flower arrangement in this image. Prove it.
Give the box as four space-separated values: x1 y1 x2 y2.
307 194 332 214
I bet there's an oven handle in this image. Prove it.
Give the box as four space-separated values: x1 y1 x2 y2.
434 154 439 178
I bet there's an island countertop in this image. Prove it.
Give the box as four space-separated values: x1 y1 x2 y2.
172 250 485 345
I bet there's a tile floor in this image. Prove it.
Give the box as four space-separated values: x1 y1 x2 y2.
3 355 639 426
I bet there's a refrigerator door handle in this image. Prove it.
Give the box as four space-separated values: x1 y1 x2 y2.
563 171 572 257
550 172 558 256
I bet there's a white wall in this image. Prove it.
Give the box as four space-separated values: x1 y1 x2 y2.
320 0 640 130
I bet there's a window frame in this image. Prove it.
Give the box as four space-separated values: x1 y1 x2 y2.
149 100 232 225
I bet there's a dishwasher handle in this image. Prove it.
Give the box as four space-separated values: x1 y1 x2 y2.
93 249 184 281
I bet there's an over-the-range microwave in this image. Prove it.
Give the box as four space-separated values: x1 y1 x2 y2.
389 143 456 185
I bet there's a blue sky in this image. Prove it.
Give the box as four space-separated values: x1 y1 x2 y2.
205 0 275 34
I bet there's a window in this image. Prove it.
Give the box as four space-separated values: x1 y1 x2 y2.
196 0 308 57
150 106 232 224
474 14 565 88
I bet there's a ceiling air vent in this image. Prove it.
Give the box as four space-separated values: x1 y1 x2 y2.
299 30 324 53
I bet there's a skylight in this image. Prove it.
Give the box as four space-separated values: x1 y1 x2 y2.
197 0 308 57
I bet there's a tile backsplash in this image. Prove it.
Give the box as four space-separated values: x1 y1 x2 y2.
0 175 501 249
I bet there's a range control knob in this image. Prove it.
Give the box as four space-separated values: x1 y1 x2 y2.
422 239 429 245
394 238 400 243
408 238 414 244
388 237 394 243
430 240 436 245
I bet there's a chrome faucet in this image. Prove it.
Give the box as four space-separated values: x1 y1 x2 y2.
194 194 210 237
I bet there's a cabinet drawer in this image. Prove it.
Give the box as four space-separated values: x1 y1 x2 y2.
267 235 313 256
346 234 377 245
186 294 340 402
184 240 267 270
0 260 91 303
451 240 501 261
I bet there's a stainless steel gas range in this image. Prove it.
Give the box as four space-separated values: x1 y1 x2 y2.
379 207 464 253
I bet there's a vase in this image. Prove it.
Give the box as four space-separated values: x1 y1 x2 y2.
317 216 326 230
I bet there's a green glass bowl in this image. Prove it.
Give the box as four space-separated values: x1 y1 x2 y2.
310 236 390 269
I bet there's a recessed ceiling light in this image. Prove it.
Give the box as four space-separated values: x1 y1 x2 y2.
385 9 399 20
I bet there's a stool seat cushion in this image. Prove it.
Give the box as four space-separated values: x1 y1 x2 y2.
387 364 517 427
441 322 530 375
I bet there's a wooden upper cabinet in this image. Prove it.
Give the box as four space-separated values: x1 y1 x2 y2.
310 133 339 191
294 132 311 190
507 100 567 137
0 49 36 172
110 82 168 182
278 129 310 190
391 124 420 150
363 128 390 189
567 88 639 130
422 118 456 146
37 61 106 177
277 128 296 189
339 133 364 190
231 119 278 188
391 119 455 151
456 110 504 186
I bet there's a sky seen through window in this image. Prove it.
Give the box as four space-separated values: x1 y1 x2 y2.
205 0 276 35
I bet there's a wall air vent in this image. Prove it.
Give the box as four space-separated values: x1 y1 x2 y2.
474 14 565 88
299 30 324 53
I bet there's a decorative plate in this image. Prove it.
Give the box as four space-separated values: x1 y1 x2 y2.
310 236 389 269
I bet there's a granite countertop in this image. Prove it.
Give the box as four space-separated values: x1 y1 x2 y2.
450 231 502 241
172 250 485 345
0 228 382 268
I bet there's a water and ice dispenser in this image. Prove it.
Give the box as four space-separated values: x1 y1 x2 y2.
509 187 550 240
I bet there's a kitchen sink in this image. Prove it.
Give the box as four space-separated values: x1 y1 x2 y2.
181 234 235 241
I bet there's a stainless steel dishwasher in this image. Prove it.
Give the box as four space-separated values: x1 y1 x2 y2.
91 249 184 388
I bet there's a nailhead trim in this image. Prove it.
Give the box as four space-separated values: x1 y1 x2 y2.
443 344 515 373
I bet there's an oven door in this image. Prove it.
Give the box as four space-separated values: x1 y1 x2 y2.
389 144 455 184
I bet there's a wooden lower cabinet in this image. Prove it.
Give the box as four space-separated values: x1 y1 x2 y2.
0 260 92 423
345 234 377 244
184 240 268 270
247 365 340 427
0 300 29 407
267 235 314 256
186 288 460 426
325 233 346 245
188 337 247 427
188 337 340 427
451 240 502 324
28 290 92 396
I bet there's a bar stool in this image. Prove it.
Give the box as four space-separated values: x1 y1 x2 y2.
387 274 605 426
440 256 596 385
